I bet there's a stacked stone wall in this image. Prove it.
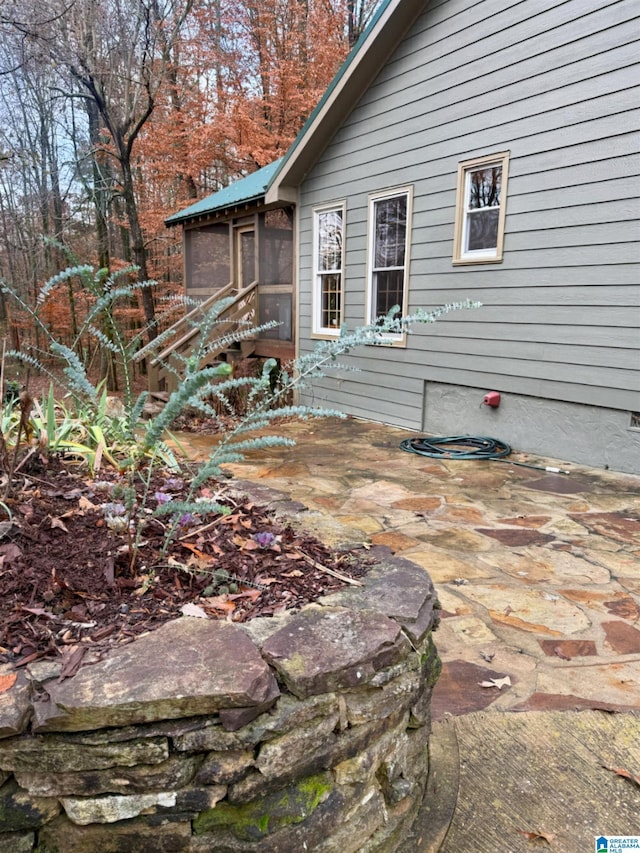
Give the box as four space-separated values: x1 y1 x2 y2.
0 553 439 853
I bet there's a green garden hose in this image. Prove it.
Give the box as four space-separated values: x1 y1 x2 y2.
400 435 511 460
399 435 571 473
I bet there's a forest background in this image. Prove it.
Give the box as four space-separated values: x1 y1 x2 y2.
0 0 378 388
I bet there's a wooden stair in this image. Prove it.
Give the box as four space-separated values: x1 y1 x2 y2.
138 282 259 395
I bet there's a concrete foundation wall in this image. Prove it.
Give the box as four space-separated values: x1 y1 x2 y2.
423 382 640 475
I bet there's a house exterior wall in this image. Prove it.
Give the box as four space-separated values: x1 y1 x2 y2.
296 0 640 473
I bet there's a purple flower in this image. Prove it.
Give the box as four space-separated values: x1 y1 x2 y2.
154 491 172 505
253 531 276 549
163 478 184 492
178 513 195 527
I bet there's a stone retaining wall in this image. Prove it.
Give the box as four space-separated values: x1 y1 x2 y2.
0 551 440 853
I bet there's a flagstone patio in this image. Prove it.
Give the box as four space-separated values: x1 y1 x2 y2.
182 416 640 851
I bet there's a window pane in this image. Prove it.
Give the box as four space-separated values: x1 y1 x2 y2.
374 269 404 318
374 196 407 267
468 166 501 209
466 208 499 251
240 231 255 287
318 210 343 271
320 273 341 328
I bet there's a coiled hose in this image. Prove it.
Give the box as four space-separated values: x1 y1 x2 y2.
399 435 571 473
400 435 511 460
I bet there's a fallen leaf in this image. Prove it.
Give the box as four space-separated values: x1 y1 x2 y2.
20 606 56 620
58 647 87 681
0 673 17 694
0 543 23 565
479 676 512 690
282 570 304 578
180 542 208 560
602 764 640 788
50 516 69 532
517 829 556 843
201 595 236 614
229 588 262 602
78 496 97 511
180 603 208 619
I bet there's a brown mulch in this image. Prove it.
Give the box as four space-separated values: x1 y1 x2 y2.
0 454 370 670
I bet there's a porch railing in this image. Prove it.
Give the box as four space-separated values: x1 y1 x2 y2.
140 281 259 393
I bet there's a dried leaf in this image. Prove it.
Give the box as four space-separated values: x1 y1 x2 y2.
21 606 56 620
180 542 208 560
180 603 208 619
479 676 512 690
58 647 87 681
0 673 17 694
553 646 571 661
517 829 556 843
78 496 97 511
202 595 236 614
50 516 69 532
229 588 262 602
0 543 23 565
282 569 304 578
602 764 640 788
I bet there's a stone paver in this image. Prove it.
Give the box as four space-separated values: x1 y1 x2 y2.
182 417 640 718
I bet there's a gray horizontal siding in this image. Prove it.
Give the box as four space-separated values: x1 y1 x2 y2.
296 0 640 426
302 377 424 430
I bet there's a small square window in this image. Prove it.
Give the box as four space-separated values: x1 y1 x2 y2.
453 152 510 264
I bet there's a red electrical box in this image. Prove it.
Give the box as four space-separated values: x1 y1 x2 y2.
483 391 501 408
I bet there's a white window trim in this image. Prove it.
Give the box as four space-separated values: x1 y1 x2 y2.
453 151 510 265
312 202 345 338
365 185 413 346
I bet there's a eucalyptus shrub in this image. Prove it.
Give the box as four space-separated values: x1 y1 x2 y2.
0 262 476 570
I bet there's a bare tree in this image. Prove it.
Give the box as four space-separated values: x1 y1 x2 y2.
22 0 195 341
347 0 379 46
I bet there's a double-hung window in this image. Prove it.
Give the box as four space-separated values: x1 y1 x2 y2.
367 187 412 340
453 151 509 263
312 204 345 336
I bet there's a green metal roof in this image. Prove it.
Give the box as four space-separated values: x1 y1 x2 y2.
164 158 284 226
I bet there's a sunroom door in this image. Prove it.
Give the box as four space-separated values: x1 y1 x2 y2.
235 225 256 291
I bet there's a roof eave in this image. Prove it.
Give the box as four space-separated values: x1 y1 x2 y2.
265 0 427 204
164 192 266 228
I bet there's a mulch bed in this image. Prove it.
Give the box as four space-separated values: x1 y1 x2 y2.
0 454 370 672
